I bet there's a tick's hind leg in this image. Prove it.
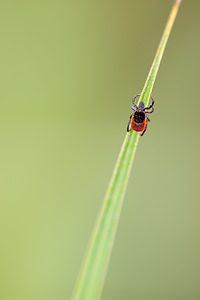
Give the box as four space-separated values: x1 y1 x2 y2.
127 114 132 132
147 116 150 122
140 123 147 136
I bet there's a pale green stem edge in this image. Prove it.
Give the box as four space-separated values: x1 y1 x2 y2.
71 1 181 300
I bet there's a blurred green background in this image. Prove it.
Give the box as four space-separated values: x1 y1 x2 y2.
1 0 200 299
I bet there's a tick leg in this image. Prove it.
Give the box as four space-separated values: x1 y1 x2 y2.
127 114 132 132
145 107 154 114
144 94 155 112
147 116 150 122
140 123 147 136
127 120 131 132
131 106 136 111
132 94 141 109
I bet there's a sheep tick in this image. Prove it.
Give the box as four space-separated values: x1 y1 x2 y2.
127 94 155 136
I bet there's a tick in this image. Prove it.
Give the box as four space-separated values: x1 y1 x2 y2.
127 94 155 136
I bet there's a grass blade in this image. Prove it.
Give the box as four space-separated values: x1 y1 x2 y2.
71 1 182 299
140 0 182 107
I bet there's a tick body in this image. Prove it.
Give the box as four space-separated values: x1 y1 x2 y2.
127 94 155 136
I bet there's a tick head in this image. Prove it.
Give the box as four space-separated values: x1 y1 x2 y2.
138 101 144 111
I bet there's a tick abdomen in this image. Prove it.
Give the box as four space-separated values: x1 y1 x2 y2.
130 114 146 132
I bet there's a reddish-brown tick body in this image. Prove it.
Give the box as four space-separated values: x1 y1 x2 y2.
130 111 147 132
127 94 155 136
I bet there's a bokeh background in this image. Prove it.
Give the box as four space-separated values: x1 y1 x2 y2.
1 0 200 299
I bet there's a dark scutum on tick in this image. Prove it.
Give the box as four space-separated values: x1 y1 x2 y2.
133 111 145 123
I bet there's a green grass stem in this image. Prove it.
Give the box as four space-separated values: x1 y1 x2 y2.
71 1 182 299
